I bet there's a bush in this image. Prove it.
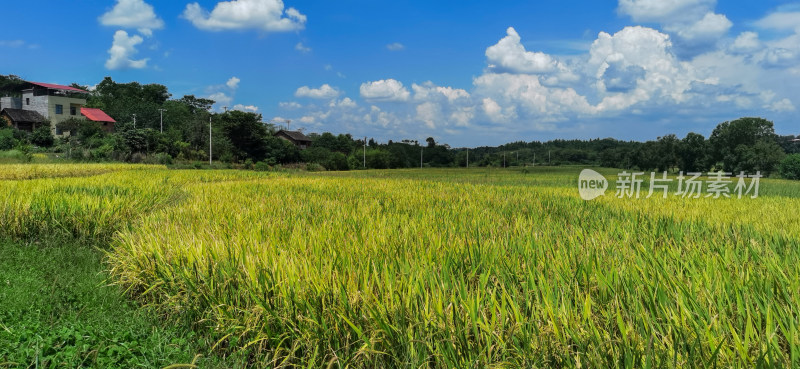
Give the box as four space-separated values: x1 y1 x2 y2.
31 125 54 147
254 161 272 171
323 152 349 171
0 149 32 163
155 152 173 165
779 154 800 180
305 163 325 172
0 129 18 150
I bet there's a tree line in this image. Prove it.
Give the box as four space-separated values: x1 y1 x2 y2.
1 75 799 178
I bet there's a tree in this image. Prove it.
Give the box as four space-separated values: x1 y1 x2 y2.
0 129 18 150
218 111 269 161
709 117 784 174
426 137 436 148
30 124 54 147
779 154 800 180
655 134 680 172
678 132 708 172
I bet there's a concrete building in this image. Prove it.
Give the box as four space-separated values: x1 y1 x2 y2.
0 81 115 136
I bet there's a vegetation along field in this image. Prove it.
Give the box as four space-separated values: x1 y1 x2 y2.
1 164 799 368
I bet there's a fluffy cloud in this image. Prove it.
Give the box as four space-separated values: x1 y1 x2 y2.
667 12 731 42
330 97 357 108
279 101 302 109
730 32 761 53
485 27 579 84
475 73 594 119
183 0 306 32
618 0 730 57
295 84 341 99
587 26 706 111
416 102 441 129
208 92 233 108
99 0 164 36
412 82 470 102
233 104 259 112
105 30 148 70
754 11 800 31
360 79 411 102
765 98 795 112
226 76 240 89
486 27 559 74
617 0 715 23
386 42 405 51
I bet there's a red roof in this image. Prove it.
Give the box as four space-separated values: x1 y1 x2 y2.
27 81 89 93
81 108 116 123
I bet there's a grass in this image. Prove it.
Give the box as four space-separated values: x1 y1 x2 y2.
0 237 228 368
1 164 799 367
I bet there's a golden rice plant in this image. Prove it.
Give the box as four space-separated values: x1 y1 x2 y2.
106 168 800 368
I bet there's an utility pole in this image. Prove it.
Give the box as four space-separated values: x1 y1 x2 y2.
363 136 366 168
466 149 469 168
158 109 166 133
516 151 519 164
286 120 291 131
222 106 228 113
503 152 506 168
132 114 136 129
209 116 212 166
548 150 551 165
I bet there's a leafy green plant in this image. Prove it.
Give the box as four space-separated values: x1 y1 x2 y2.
779 153 800 180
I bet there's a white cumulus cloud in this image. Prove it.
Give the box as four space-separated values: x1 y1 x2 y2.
233 104 259 112
183 0 306 32
617 0 715 23
486 27 560 74
295 84 341 99
412 82 470 102
730 32 761 53
667 12 731 42
360 79 411 102
99 0 164 36
754 11 800 31
105 30 148 70
226 76 240 89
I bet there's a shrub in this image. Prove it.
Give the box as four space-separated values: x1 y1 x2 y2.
0 129 18 150
779 154 800 180
155 152 173 165
31 125 54 147
254 161 272 172
305 163 325 172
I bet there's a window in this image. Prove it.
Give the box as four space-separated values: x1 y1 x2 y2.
56 126 62 135
25 98 30 105
55 104 63 114
70 106 76 115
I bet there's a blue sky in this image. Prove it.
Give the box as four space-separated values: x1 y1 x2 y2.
1 0 798 146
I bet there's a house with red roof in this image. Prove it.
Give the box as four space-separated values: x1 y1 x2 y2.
0 81 115 135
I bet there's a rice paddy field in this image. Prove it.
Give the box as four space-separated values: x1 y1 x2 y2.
1 164 799 368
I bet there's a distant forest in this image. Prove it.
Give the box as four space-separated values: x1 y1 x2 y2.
2 74 799 177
